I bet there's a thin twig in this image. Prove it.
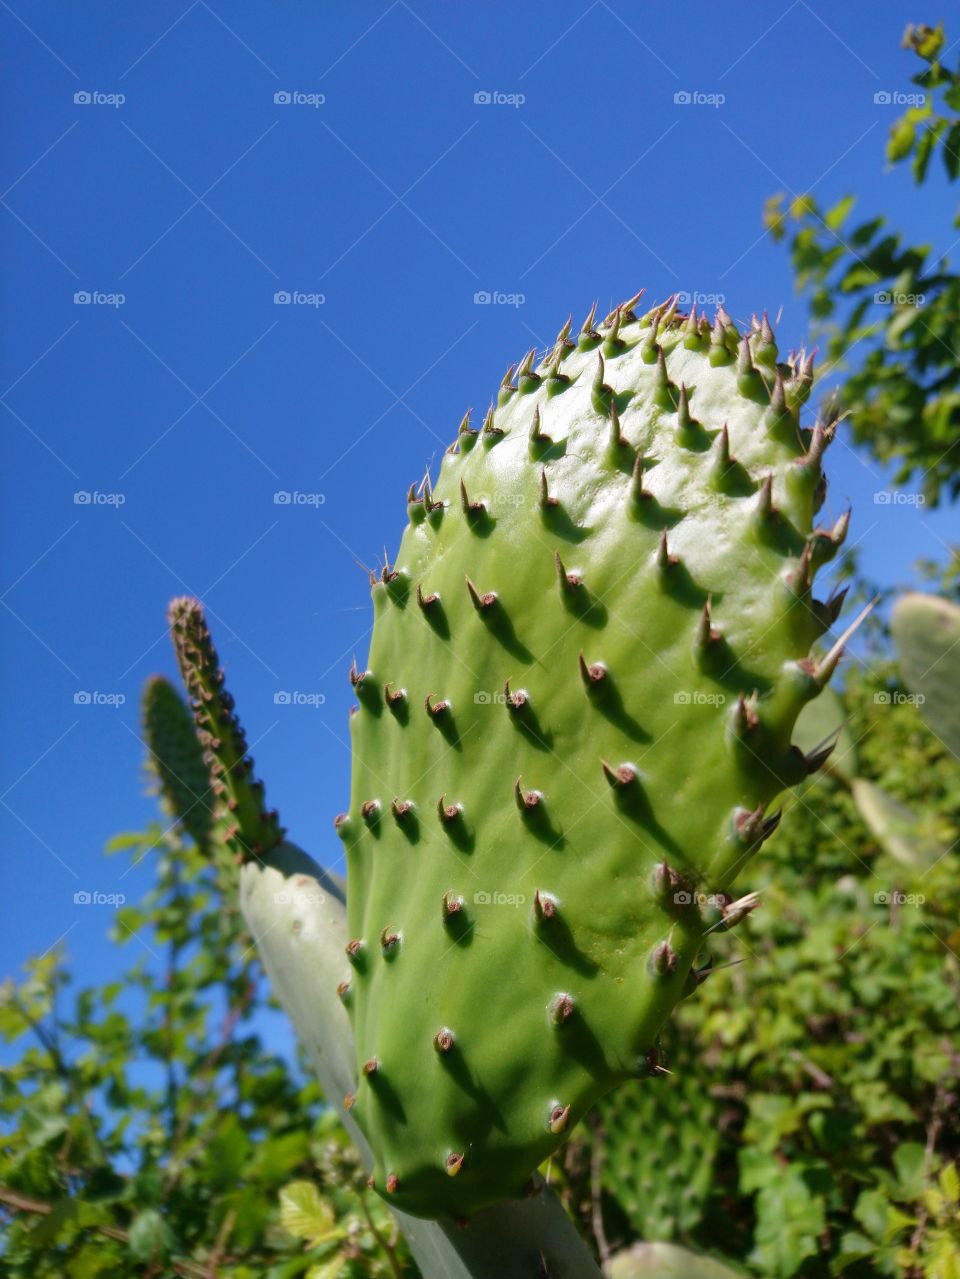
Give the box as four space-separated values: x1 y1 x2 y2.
588 1111 611 1266
360 1189 405 1279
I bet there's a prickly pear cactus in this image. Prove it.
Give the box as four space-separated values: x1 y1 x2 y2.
339 297 850 1219
142 673 216 853
891 592 960 759
594 1042 720 1242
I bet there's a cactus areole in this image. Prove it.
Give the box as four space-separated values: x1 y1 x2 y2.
339 296 849 1218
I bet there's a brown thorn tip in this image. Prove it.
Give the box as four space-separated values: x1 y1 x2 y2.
602 759 636 788
446 1152 465 1177
534 888 557 921
466 576 497 610
814 596 877 685
550 993 575 1024
362 1057 379 1076
385 1174 398 1194
549 1104 572 1134
578 650 606 686
442 890 464 919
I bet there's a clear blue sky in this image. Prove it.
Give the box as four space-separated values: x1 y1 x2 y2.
2 1 955 997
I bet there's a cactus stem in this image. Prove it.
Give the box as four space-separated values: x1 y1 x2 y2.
168 597 286 861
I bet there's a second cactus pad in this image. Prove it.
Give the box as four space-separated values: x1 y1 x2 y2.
339 297 848 1218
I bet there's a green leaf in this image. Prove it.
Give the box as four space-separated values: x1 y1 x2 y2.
279 1181 340 1246
894 1142 928 1199
943 123 960 181
751 1169 826 1279
825 195 856 231
128 1207 175 1262
887 119 916 164
307 1256 346 1279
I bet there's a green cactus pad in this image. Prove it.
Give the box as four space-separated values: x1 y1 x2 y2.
142 674 216 853
592 1040 719 1242
891 592 960 759
341 298 848 1218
